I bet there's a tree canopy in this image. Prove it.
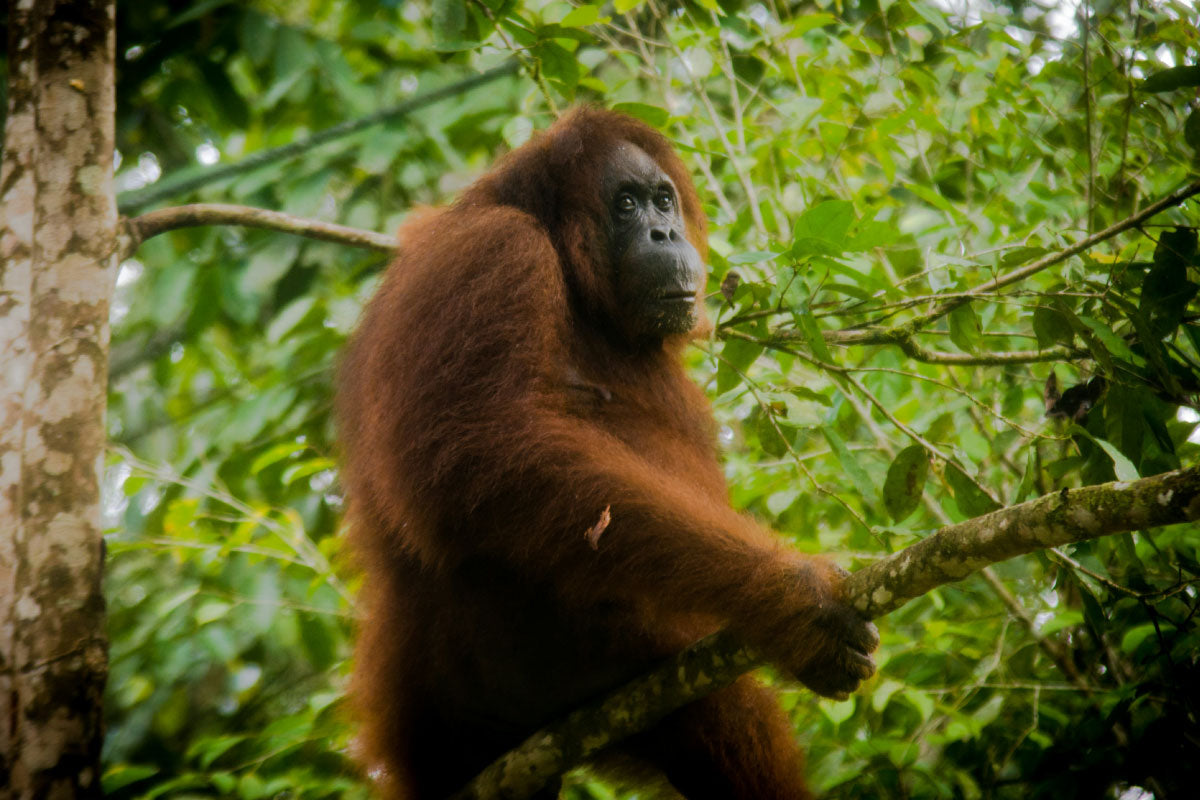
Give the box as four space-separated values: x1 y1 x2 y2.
7 0 1196 797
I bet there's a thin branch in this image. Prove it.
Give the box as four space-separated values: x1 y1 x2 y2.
471 2 559 115
715 353 874 537
112 447 354 605
120 203 398 259
1081 0 1096 233
979 567 1087 687
647 0 768 240
904 180 1200 331
452 465 1200 800
843 365 1054 440
115 62 520 213
856 337 1080 366
814 181 1200 349
612 20 740 224
753 310 1086 364
722 329 1014 501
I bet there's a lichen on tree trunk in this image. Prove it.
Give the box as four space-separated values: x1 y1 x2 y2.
0 0 117 796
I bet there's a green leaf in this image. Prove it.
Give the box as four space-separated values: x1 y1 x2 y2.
1001 246 1050 267
217 387 298 447
948 304 981 353
905 181 955 213
299 613 337 668
611 102 669 127
1187 108 1200 151
240 239 300 296
1141 227 1199 338
190 734 247 769
432 0 468 48
1077 315 1138 363
793 307 832 362
945 464 1001 517
239 772 268 800
750 406 790 458
561 5 608 27
717 338 762 394
1104 383 1146 470
613 0 645 12
1069 425 1140 481
847 219 898 251
792 200 855 257
266 296 316 344
1040 609 1084 635
194 599 232 626
1120 623 1159 654
727 250 782 265
149 261 197 328
281 458 336 486
1012 447 1038 504
822 427 876 504
1065 570 1108 634
1033 305 1074 349
250 441 307 474
122 475 148 496
821 698 856 725
882 445 929 523
535 41 580 92
909 0 952 34
166 0 237 29
789 386 832 406
788 13 837 35
1140 65 1200 93
102 765 159 793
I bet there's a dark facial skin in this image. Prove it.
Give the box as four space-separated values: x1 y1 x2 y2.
603 143 705 339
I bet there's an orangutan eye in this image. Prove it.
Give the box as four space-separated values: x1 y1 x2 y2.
655 191 674 212
615 193 636 214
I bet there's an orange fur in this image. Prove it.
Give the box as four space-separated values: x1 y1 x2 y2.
337 108 868 800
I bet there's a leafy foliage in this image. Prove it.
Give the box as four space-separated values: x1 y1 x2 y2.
100 0 1200 797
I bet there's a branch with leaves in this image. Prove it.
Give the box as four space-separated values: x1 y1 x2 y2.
724 180 1200 364
451 465 1200 800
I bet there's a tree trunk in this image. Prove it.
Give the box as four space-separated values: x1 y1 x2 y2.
0 0 117 796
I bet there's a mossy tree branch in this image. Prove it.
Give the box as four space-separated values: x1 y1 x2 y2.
451 465 1200 800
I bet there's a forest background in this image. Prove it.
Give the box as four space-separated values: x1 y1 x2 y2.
3 0 1200 798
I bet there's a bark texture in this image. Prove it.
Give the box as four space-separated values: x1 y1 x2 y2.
844 465 1200 618
0 0 117 796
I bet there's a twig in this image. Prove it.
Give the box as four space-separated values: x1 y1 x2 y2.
904 180 1200 331
980 568 1087 686
808 181 1200 351
120 203 398 259
647 0 768 240
616 20 740 223
844 365 1054 440
714 353 874 537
